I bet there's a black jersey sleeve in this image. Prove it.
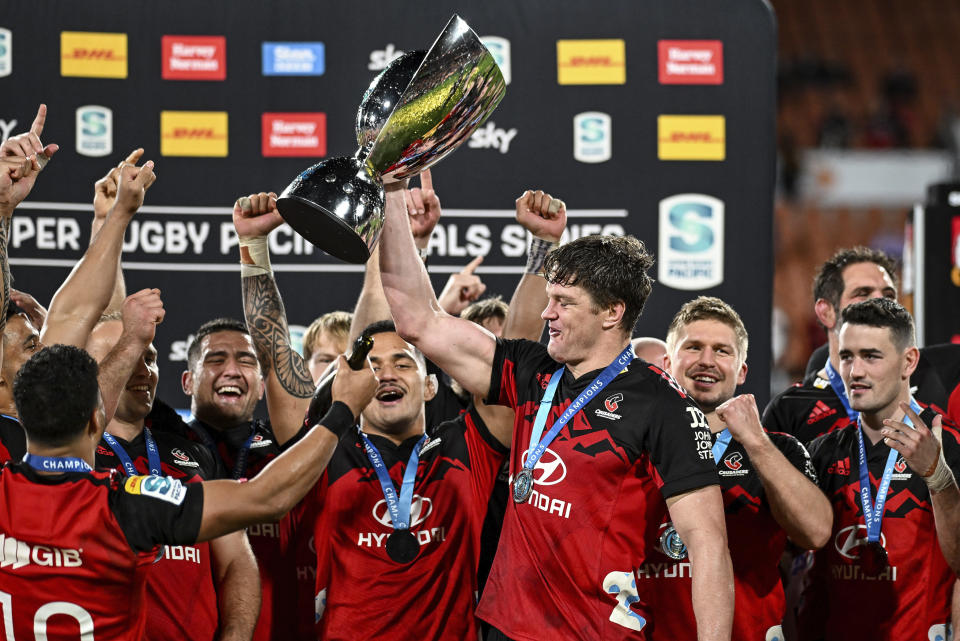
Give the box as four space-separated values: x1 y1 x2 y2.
109 475 204 552
806 431 839 488
768 431 818 484
487 338 556 409
760 390 792 436
0 415 26 464
641 372 720 499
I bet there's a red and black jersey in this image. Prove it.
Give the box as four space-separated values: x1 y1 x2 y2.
799 408 960 640
96 426 219 641
0 414 25 464
0 463 202 641
762 374 854 445
180 416 315 641
638 431 816 641
475 339 719 641
311 405 506 641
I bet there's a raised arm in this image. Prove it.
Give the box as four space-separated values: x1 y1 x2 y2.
197 355 377 541
348 169 442 343
97 289 165 423
235 192 314 446
666 485 734 641
88 149 144 315
379 180 495 396
717 394 832 550
42 157 155 347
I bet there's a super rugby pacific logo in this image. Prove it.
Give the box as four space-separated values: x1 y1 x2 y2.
373 495 432 528
520 447 567 486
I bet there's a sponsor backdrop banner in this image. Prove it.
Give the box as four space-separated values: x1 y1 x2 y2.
1 0 776 408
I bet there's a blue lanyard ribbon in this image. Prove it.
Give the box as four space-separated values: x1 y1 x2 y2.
524 344 635 473
712 429 733 462
22 454 92 473
358 430 427 530
855 398 922 542
190 421 257 480
102 427 162 476
824 359 859 423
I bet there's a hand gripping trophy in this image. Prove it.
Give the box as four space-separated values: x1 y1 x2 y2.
276 15 506 263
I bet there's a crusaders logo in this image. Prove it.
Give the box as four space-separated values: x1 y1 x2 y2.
894 457 907 474
604 393 624 412
171 448 189 462
723 452 743 471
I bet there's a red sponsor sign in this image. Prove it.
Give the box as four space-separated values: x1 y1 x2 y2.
162 35 226 80
261 113 326 157
658 40 723 84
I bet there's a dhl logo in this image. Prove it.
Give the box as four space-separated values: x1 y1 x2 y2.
61 31 127 78
556 39 625 85
161 111 229 157
657 115 726 161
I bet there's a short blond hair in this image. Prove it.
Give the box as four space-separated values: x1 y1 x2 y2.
302 311 352 360
666 296 748 361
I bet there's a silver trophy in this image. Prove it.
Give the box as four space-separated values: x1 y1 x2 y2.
277 15 506 263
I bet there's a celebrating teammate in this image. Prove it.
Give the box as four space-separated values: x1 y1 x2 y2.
798 298 960 639
638 297 830 640
379 190 734 637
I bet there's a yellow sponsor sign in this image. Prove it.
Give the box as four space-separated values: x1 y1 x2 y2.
61 31 128 78
657 115 726 161
124 476 144 495
556 39 626 85
161 111 229 157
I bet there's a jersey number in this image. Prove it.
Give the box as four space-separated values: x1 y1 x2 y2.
602 571 647 632
0 591 93 641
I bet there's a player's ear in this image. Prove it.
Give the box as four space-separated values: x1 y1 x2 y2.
815 298 837 331
423 373 438 402
902 345 920 379
181 369 194 395
600 301 626 331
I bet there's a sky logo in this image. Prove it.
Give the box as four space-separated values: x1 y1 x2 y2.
262 42 324 76
658 194 724 290
573 112 611 163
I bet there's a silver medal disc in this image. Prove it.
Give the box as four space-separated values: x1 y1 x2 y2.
513 468 534 503
659 523 688 560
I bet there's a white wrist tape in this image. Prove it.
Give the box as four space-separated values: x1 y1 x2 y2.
239 236 272 277
924 447 956 494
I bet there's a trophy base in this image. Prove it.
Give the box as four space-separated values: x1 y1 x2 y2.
277 195 374 264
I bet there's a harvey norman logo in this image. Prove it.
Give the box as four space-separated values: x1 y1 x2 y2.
262 42 324 76
0 28 10 77
161 111 228 157
658 193 724 290
658 40 723 85
657 115 725 161
0 533 82 569
61 31 127 78
162 35 226 80
574 112 611 163
262 113 326 157
556 39 625 85
75 105 112 157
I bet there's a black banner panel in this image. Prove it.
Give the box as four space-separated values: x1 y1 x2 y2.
0 0 777 408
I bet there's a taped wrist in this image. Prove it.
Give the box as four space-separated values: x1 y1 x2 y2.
923 446 955 494
318 401 356 439
239 236 272 277
525 235 559 275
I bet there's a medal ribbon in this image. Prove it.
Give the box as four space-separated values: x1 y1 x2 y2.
523 344 635 473
359 430 427 531
824 359 859 423
102 427 162 476
855 397 922 542
22 454 92 473
712 429 733 463
189 420 257 480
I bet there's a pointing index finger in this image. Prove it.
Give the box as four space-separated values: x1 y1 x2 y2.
419 169 433 192
30 104 47 137
124 148 145 165
462 254 484 274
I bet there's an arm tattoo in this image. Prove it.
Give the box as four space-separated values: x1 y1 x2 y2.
0 216 11 335
242 273 314 399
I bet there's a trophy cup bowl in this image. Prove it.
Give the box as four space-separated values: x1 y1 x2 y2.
277 14 506 263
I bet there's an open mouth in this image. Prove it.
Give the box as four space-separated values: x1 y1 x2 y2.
689 371 720 387
216 385 244 400
375 386 405 405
